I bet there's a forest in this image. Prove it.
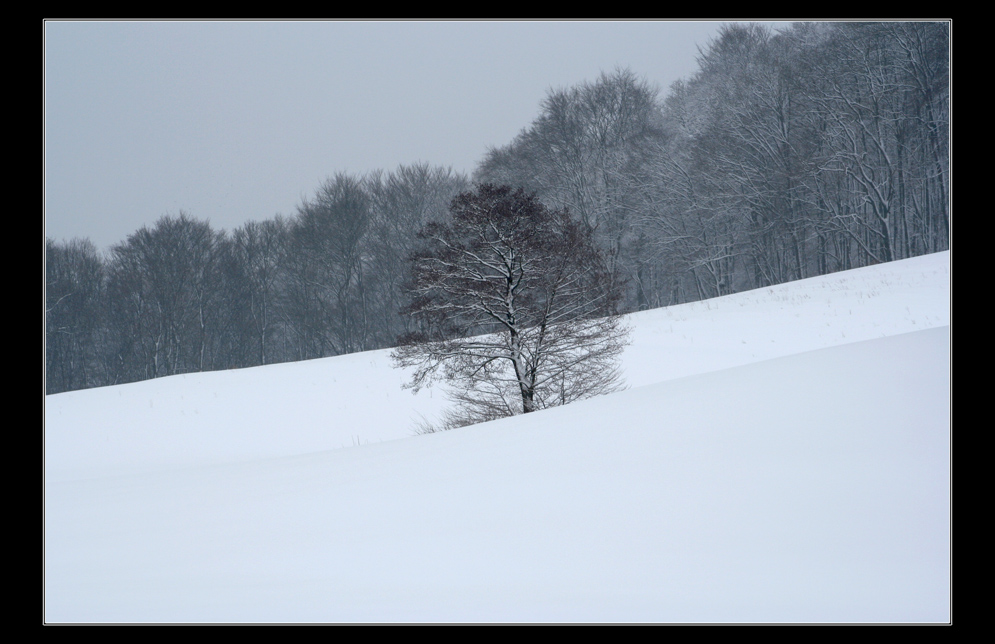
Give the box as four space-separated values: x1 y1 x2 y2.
45 22 949 395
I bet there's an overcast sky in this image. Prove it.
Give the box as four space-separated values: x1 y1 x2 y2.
45 20 780 251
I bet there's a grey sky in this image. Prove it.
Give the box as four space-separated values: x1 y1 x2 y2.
45 20 774 251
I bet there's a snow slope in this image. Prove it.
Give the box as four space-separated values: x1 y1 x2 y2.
44 251 950 623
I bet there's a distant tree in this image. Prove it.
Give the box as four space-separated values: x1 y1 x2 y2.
104 213 225 381
46 237 105 393
229 217 289 367
282 173 372 359
392 184 628 429
364 163 470 346
475 68 664 307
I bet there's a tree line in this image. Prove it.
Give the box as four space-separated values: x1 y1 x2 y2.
46 21 948 395
46 165 469 393
477 21 949 308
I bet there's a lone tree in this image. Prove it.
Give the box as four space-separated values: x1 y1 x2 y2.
392 184 628 429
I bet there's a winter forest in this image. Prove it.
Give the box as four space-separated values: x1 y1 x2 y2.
45 22 950 395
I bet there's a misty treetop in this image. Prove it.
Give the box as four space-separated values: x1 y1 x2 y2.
46 21 948 395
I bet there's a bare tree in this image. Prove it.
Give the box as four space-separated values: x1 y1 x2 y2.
229 217 288 366
392 185 628 429
104 213 225 381
364 163 470 346
283 173 372 358
46 237 105 393
475 68 664 308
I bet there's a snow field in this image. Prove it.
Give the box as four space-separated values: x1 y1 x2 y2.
45 251 950 622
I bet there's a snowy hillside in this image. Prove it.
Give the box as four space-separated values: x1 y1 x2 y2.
44 251 950 623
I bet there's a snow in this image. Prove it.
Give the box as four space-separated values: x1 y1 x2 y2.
44 251 950 623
